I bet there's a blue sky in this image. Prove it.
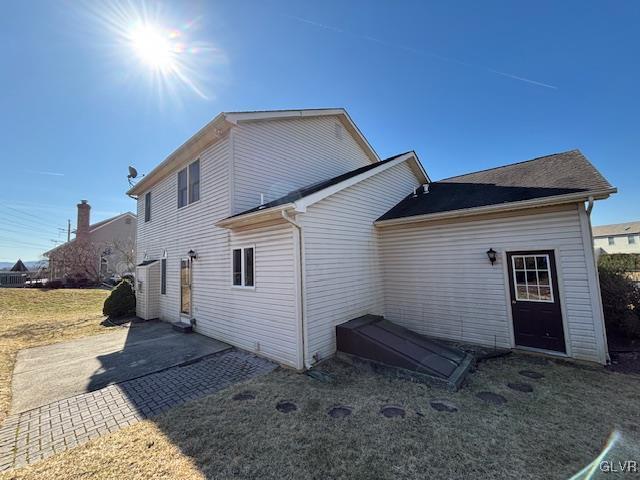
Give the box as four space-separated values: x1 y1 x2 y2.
1 0 638 262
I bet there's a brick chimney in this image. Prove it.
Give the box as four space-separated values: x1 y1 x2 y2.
76 200 91 242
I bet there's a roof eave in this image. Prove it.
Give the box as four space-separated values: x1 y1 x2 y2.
216 152 425 229
127 113 232 197
215 203 296 229
375 187 617 227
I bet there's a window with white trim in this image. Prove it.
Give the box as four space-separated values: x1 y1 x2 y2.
178 159 200 208
628 235 636 245
232 247 254 287
511 254 554 303
608 236 615 246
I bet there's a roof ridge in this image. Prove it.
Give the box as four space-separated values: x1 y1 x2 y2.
436 149 582 182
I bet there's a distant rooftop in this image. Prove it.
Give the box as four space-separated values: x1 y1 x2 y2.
593 221 640 237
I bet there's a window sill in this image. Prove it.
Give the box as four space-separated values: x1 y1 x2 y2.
231 285 256 291
178 199 201 210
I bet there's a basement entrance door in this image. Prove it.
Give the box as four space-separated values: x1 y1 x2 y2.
507 251 566 353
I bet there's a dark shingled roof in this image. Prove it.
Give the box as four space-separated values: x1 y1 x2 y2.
10 259 28 272
228 151 413 218
378 150 613 222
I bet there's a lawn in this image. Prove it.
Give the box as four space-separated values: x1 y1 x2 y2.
0 288 111 422
3 353 639 480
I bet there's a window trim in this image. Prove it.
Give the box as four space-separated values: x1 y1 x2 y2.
231 245 256 289
608 236 615 246
177 159 201 209
510 254 555 303
144 191 151 222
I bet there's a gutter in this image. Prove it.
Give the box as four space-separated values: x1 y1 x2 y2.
375 188 618 227
281 210 308 370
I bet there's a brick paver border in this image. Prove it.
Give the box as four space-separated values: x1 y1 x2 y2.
0 349 276 471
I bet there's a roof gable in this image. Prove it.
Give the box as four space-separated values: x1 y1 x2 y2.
127 108 380 196
377 150 615 224
217 151 427 228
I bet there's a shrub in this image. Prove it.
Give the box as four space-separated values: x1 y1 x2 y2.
598 258 640 338
103 279 136 318
46 280 63 289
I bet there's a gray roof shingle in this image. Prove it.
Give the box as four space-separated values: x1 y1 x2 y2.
378 150 613 222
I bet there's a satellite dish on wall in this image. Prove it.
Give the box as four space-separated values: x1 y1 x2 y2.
128 166 138 179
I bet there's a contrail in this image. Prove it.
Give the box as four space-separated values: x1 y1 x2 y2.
285 14 558 90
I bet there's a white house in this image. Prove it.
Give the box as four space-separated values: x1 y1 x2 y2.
128 108 616 369
593 221 640 255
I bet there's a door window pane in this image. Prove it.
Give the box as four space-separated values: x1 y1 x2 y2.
512 254 554 303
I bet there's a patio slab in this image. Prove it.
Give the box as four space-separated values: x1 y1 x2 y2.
10 320 230 414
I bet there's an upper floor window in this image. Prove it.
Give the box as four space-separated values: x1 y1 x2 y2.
629 235 636 245
608 237 615 246
144 192 151 222
232 246 254 288
178 159 200 208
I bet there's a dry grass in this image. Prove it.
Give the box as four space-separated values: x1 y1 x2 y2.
3 353 639 480
0 288 111 422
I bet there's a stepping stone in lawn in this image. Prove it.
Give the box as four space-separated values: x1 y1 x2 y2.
476 391 507 405
380 405 406 418
429 399 459 413
232 391 256 401
276 400 298 413
327 405 352 418
507 382 533 393
519 370 545 379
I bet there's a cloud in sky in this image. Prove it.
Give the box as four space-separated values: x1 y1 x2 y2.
285 14 558 90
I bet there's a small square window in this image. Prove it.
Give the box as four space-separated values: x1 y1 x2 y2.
608 237 615 246
629 235 636 245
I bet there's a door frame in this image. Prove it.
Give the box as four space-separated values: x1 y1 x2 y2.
179 257 192 319
500 246 572 357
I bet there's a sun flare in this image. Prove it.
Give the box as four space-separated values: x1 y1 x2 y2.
129 24 176 71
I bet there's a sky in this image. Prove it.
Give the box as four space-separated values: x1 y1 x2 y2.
1 0 639 262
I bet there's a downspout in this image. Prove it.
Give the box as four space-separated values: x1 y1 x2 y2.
281 210 307 370
585 196 610 363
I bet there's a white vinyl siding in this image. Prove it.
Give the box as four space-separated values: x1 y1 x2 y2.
232 116 373 214
135 135 300 367
378 204 605 363
298 161 421 363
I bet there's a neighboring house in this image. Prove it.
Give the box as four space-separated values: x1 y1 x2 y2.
44 201 137 282
593 221 640 255
129 108 615 368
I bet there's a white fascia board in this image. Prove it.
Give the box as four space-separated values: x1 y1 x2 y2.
127 113 230 197
215 203 295 229
375 188 618 227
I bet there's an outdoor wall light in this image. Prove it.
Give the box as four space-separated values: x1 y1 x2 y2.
486 248 497 265
188 249 197 260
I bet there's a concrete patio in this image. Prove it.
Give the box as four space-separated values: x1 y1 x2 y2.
10 320 230 414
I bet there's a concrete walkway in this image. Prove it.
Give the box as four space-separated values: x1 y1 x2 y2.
0 349 277 471
11 321 229 413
